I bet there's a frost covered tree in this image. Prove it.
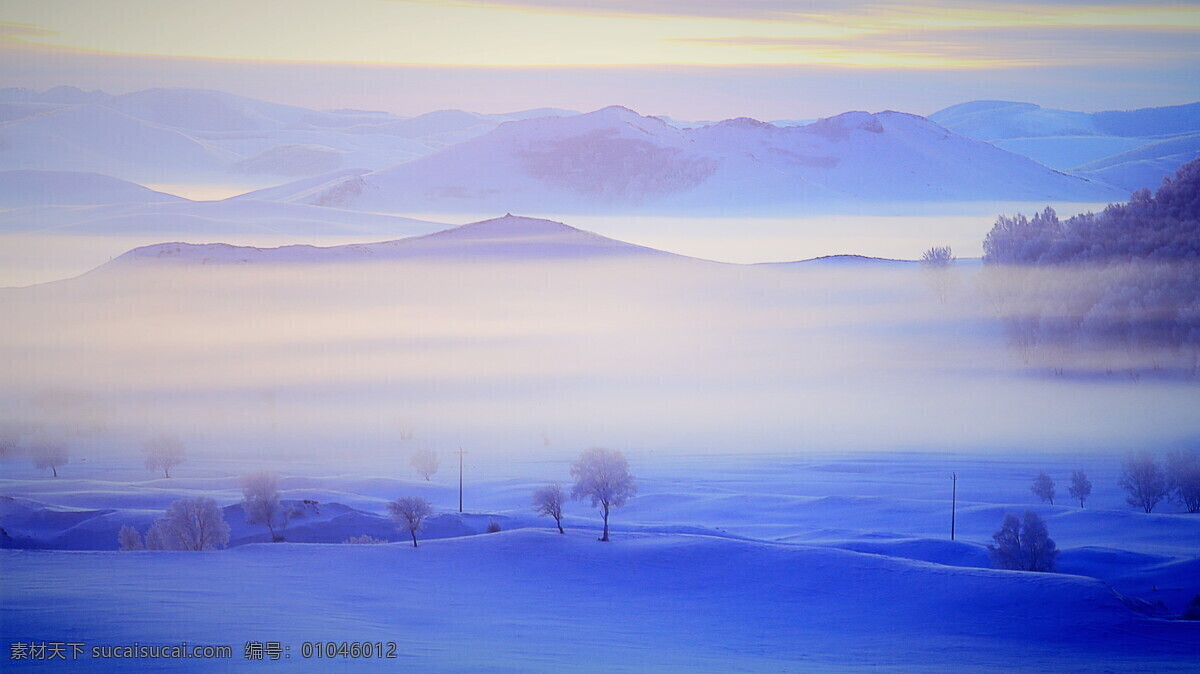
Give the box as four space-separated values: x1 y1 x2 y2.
410 449 440 481
570 448 636 542
1165 448 1200 513
920 245 957 303
987 511 1059 572
30 443 67 477
532 482 567 534
146 497 230 551
388 495 433 547
1118 451 1170 513
241 471 292 542
1068 470 1092 508
1031 471 1056 505
117 525 144 551
141 434 185 478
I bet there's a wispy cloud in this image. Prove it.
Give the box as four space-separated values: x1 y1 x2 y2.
0 20 56 40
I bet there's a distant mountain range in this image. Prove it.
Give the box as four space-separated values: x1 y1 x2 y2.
2 86 1198 218
251 106 1121 215
0 86 576 183
929 100 1200 192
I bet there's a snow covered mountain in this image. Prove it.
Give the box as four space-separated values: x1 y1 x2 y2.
0 87 577 183
272 106 1121 215
930 100 1200 191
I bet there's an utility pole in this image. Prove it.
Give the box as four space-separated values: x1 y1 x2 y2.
455 448 467 513
951 472 957 541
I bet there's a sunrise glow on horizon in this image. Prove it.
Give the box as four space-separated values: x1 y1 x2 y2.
2 1 1197 120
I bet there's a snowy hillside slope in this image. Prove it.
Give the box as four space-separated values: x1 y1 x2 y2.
283 106 1121 215
0 170 186 209
1073 132 1200 192
930 100 1200 190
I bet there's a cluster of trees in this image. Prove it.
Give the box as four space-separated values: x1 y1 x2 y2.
980 158 1200 375
532 447 637 542
118 470 317 550
988 510 1059 572
384 447 638 548
1118 449 1199 514
1030 470 1091 507
1028 450 1197 514
119 497 230 551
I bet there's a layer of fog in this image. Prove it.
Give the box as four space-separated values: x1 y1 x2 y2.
0 201 1111 287
3 255 1197 463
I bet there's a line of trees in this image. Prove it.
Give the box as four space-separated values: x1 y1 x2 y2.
1026 450 1197 514
980 157 1200 375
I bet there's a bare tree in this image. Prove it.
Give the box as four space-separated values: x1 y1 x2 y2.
920 245 957 304
988 511 1059 572
241 471 294 542
1118 451 1170 513
1165 449 1200 513
570 448 636 542
31 443 68 477
388 496 434 547
117 525 144 551
142 434 186 478
532 483 567 534
410 449 440 482
146 497 230 551
1068 470 1092 508
1031 471 1056 505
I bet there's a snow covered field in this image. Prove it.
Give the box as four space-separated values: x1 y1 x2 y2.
2 217 1198 670
2 452 1198 671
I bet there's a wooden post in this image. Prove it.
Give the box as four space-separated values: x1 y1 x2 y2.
951 472 957 541
455 448 467 513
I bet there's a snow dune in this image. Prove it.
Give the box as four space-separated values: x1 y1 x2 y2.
3 527 1196 671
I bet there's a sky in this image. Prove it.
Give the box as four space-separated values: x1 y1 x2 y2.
2 0 1198 120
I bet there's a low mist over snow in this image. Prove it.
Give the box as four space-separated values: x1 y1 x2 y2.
3 216 1196 461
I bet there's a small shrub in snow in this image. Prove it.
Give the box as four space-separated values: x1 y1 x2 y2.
411 449 439 481
343 535 386 544
31 443 68 477
388 495 433 547
117 525 144 551
141 434 185 478
532 482 567 534
1068 470 1092 508
919 245 956 303
1184 596 1200 621
988 511 1058 572
1118 451 1170 513
570 448 636 542
486 520 502 533
1031 471 1056 504
1165 449 1200 513
146 497 230 551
